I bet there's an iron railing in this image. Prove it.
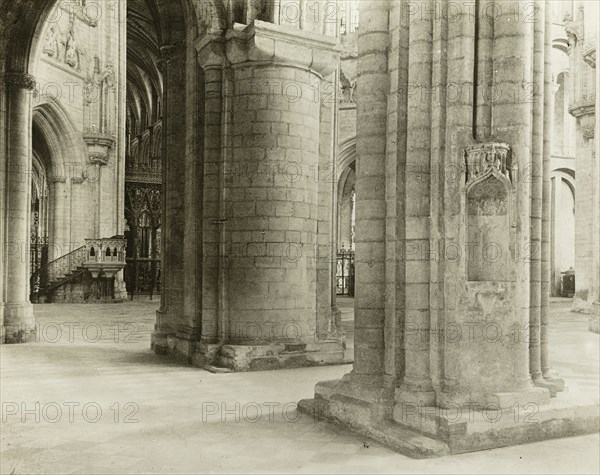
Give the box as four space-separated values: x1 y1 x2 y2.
30 245 87 301
336 249 355 296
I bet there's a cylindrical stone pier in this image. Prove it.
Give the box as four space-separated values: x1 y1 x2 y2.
3 73 36 343
225 61 322 345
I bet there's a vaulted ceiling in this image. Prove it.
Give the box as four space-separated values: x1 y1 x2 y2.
127 0 162 137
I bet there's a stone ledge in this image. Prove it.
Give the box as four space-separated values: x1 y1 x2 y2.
299 379 600 458
152 333 348 372
297 396 450 459
193 340 346 372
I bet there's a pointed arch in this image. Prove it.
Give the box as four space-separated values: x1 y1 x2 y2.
32 97 87 179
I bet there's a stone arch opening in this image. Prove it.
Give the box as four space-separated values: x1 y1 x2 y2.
550 169 576 297
0 0 207 341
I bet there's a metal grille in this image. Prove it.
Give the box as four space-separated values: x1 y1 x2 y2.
336 249 355 296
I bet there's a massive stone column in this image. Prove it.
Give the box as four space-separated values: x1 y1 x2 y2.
151 43 187 355
566 5 599 316
185 21 344 371
2 72 37 343
300 0 599 457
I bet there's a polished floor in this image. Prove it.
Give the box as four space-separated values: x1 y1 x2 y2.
0 298 598 474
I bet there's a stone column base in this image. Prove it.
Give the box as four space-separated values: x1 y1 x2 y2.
298 379 600 458
191 340 346 372
572 289 592 313
589 302 600 333
113 272 128 301
2 303 36 344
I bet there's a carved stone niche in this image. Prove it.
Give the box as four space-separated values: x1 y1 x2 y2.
464 143 513 282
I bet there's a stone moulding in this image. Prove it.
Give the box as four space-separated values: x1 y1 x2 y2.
222 20 340 77
84 131 115 166
568 99 595 118
83 131 116 148
3 72 37 90
464 142 513 186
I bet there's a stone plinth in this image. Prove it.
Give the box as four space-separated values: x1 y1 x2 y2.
300 0 595 456
299 379 599 458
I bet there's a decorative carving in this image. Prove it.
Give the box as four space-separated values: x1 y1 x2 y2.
582 124 595 140
563 13 580 49
84 57 117 135
340 69 356 104
85 237 127 279
89 152 109 165
465 143 512 282
4 73 37 90
582 43 597 69
59 1 98 27
464 142 512 185
467 179 508 216
50 176 67 184
126 121 162 184
42 14 87 71
43 26 60 58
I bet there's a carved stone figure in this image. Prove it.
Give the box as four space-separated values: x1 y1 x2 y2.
65 30 79 69
43 27 59 58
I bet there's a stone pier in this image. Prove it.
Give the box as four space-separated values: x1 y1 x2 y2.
154 21 346 371
2 72 37 343
299 0 599 457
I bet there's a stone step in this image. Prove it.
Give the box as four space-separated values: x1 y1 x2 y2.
297 397 450 459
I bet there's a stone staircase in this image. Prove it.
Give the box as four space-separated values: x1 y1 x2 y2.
30 237 127 303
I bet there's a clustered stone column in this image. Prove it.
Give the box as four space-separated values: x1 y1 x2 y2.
300 0 598 457
2 72 37 343
566 6 599 319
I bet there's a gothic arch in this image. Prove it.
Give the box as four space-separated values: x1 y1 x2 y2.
32 98 87 179
336 137 357 252
338 136 357 181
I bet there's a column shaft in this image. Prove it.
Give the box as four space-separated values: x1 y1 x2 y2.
529 1 545 383
491 1 534 391
398 0 434 400
352 0 389 378
200 65 223 344
50 177 68 260
3 73 36 342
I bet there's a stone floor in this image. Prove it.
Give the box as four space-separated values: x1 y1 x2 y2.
0 297 598 474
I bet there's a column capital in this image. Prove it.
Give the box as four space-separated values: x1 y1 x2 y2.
50 176 67 184
195 34 227 69
224 20 340 77
3 72 37 90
